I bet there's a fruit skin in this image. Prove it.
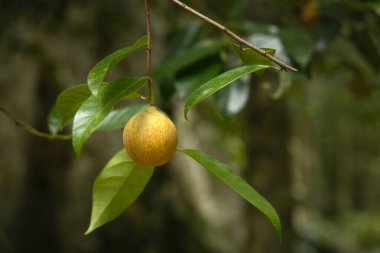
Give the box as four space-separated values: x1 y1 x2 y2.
123 106 178 167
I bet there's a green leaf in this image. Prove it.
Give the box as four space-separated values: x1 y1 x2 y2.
72 96 112 156
232 43 276 66
98 104 149 131
87 36 148 97
184 65 270 119
98 77 147 106
280 28 313 67
120 92 146 101
179 149 282 239
72 78 146 156
47 84 91 133
85 149 154 234
154 41 224 79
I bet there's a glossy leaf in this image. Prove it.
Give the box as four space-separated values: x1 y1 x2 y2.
72 78 147 156
120 92 146 101
98 77 147 106
184 65 270 119
179 148 282 239
85 149 154 234
98 104 149 131
154 41 224 79
232 43 276 66
47 84 91 133
72 96 112 156
87 36 148 97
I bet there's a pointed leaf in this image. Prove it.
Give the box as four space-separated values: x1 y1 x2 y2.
72 78 147 156
98 77 147 106
85 149 154 234
184 65 270 119
87 36 148 97
232 43 276 66
72 96 112 156
47 84 91 133
121 92 146 101
98 104 149 131
179 148 282 239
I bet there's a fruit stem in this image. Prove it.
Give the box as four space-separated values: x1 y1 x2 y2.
144 0 155 106
170 0 298 72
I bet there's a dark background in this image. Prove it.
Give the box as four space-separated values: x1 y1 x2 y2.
0 0 379 252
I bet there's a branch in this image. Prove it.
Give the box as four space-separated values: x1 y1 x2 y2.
170 0 298 72
0 105 71 141
144 0 155 105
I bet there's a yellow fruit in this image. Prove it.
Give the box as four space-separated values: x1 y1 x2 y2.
123 106 178 167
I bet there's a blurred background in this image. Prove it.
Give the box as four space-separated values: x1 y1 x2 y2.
0 0 379 252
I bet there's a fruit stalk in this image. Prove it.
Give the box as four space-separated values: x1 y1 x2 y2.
144 0 155 105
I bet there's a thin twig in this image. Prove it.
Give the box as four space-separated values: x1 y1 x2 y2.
170 0 298 72
144 0 155 105
0 105 71 141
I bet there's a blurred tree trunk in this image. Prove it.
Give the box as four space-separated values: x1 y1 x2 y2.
244 79 295 253
0 2 225 253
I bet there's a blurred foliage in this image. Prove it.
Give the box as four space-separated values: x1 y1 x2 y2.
0 0 379 253
158 0 380 252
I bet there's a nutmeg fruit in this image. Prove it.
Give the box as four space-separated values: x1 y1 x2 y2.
123 106 178 167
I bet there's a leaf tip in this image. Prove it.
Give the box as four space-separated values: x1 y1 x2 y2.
72 133 85 158
183 107 191 121
84 224 96 236
83 229 91 236
184 111 189 121
276 223 283 243
73 144 82 159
